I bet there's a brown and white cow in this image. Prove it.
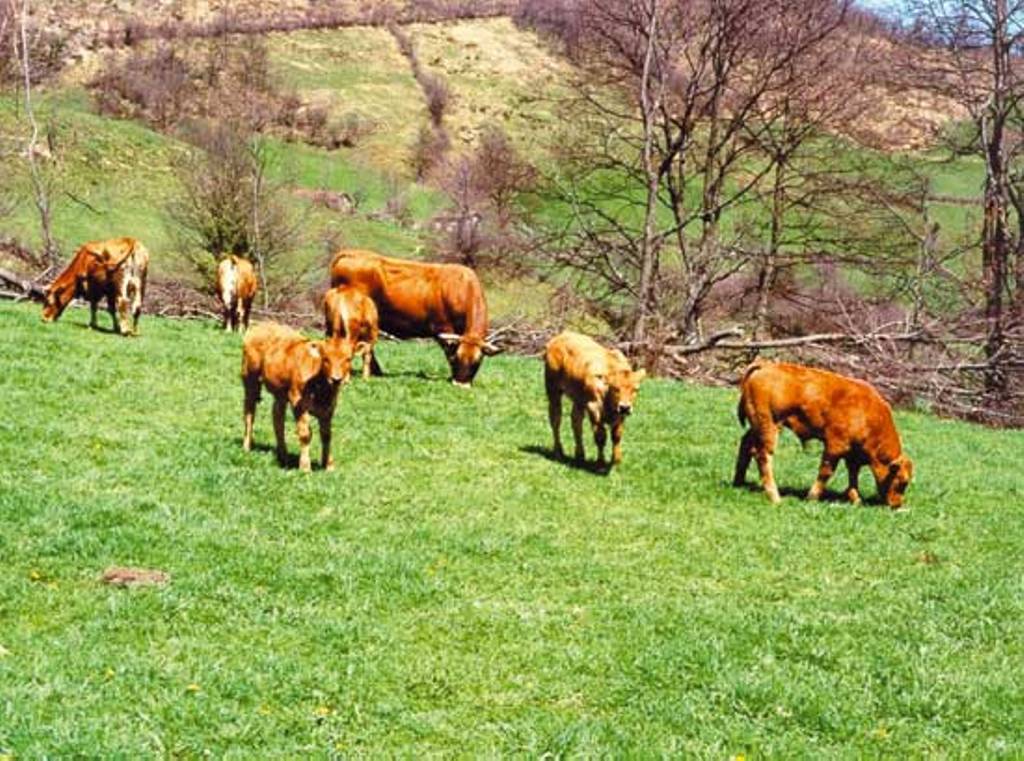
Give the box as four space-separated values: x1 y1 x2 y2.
324 285 379 379
241 323 354 472
544 331 647 468
734 360 914 508
216 255 258 333
329 248 501 386
41 237 149 336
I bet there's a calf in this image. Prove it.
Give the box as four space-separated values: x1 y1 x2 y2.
324 285 379 379
216 255 258 332
734 360 914 508
544 331 646 468
41 237 149 335
241 323 354 472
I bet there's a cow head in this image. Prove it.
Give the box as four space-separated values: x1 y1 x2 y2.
879 454 914 509
304 338 354 388
438 333 502 387
41 282 73 323
598 366 647 418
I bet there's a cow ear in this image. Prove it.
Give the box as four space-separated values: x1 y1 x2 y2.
482 341 503 357
634 369 647 383
300 343 323 383
589 374 608 395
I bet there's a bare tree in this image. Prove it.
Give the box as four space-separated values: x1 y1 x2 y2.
166 124 301 304
908 0 1024 393
535 0 851 343
11 0 58 268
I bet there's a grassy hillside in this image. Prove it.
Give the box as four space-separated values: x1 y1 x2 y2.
1 301 1021 756
0 86 441 275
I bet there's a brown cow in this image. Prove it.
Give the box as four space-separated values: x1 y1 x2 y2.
734 360 914 508
324 285 378 379
216 255 258 333
329 249 500 386
241 323 354 472
41 237 150 336
544 331 647 468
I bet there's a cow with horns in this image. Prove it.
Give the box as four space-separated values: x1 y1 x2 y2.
328 249 501 386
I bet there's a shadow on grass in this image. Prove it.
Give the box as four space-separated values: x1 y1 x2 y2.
373 369 450 383
236 439 331 471
73 321 121 335
519 444 612 476
731 480 887 506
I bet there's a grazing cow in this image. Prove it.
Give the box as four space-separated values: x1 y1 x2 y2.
241 323 354 472
41 237 150 335
734 360 914 508
216 255 258 333
329 248 501 386
324 285 379 379
544 331 647 468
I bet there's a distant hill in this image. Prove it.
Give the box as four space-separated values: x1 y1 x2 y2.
34 1 963 154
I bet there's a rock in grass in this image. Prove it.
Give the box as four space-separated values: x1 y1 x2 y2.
101 567 169 587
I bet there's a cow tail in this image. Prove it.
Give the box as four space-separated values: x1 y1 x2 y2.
736 360 765 427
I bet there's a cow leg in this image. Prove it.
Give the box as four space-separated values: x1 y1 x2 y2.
242 376 260 452
754 425 781 504
733 429 760 487
611 419 625 466
570 403 586 463
272 397 288 466
361 344 373 380
106 293 120 333
807 451 840 501
546 377 564 458
89 299 99 329
116 296 131 336
846 457 862 505
294 409 313 473
588 407 607 466
319 415 335 472
223 306 231 332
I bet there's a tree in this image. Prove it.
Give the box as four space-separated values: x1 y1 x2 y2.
536 0 852 343
167 124 300 305
10 0 58 268
908 0 1023 393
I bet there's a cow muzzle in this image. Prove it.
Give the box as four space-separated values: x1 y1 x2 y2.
618 404 633 416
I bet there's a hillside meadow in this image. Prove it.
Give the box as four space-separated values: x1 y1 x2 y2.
0 300 1021 756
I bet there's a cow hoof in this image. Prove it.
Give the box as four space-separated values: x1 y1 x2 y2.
451 380 471 390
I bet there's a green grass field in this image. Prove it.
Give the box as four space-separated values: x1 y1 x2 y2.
1 300 1021 756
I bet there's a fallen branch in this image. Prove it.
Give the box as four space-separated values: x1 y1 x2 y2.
666 329 925 356
0 266 46 300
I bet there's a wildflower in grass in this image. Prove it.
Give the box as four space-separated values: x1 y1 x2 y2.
186 683 201 693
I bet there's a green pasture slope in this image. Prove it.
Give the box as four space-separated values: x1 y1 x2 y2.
0 300 1021 756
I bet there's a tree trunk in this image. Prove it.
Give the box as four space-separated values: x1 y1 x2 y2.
981 0 1011 395
632 0 661 347
753 157 786 340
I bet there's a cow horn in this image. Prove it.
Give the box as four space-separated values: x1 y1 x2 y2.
437 332 461 345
